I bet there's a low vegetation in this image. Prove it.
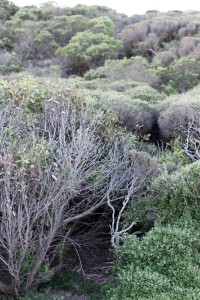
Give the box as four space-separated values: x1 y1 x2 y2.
0 1 199 299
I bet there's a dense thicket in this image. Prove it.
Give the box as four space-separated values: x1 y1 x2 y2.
0 1 200 299
1 1 200 93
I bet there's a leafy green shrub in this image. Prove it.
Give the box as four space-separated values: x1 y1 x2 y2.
96 56 159 86
50 270 97 295
157 139 190 171
19 293 63 300
84 69 106 80
0 76 77 112
127 85 165 103
0 0 19 19
107 80 143 93
123 156 198 231
56 25 122 76
0 51 22 75
94 219 200 300
149 161 200 223
167 55 200 93
47 14 87 46
1 293 63 300
85 89 158 136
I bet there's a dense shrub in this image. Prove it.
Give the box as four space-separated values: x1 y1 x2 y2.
84 69 106 80
94 56 159 86
158 94 200 140
47 15 87 46
158 88 200 160
95 219 200 300
149 161 200 223
0 76 159 295
0 51 22 74
107 80 143 92
120 21 150 57
152 50 177 67
112 100 158 135
127 85 165 103
56 16 122 76
178 37 199 57
0 0 19 20
0 76 54 110
167 55 200 92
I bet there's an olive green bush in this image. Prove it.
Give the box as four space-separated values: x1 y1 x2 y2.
107 80 143 93
84 69 106 81
149 161 200 223
0 75 80 111
56 16 122 76
127 84 165 103
92 57 159 86
95 219 200 300
167 55 200 93
123 148 198 231
0 51 22 74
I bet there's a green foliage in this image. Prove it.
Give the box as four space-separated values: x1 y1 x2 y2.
0 51 22 74
19 295 63 300
47 15 87 46
50 270 97 295
0 76 52 111
127 85 165 103
1 6 200 300
87 16 114 35
0 0 19 20
167 55 200 93
84 69 106 80
150 161 200 223
94 219 200 300
96 57 159 86
56 29 122 75
1 2 200 88
33 30 59 59
0 76 78 112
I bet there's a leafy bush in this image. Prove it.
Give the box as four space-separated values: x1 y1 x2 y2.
167 55 200 93
0 76 77 111
56 24 122 76
95 56 159 86
107 80 143 93
0 51 22 74
149 161 200 223
50 270 97 295
94 219 200 300
123 154 198 232
0 0 19 19
84 69 106 80
127 84 165 103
